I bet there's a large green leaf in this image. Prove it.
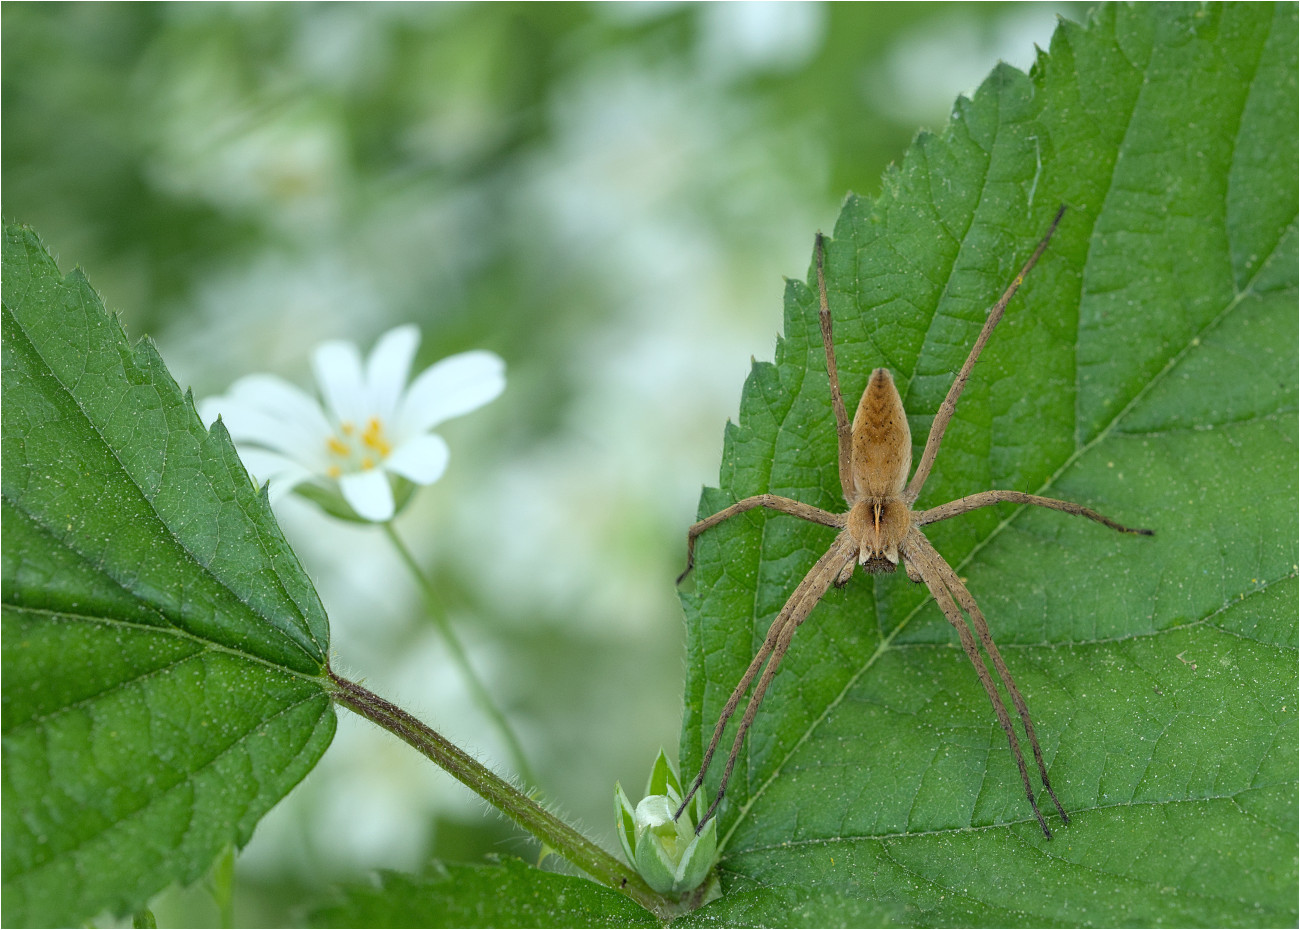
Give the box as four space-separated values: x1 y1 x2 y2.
1 227 336 926
679 5 1297 926
310 857 660 928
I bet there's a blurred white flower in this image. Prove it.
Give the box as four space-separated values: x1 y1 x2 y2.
200 325 505 522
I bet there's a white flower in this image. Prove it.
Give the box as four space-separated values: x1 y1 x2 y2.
200 325 504 522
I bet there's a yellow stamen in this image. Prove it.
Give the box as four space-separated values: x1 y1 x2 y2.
360 457 375 470
340 421 355 436
326 465 342 479
361 417 392 457
326 436 350 456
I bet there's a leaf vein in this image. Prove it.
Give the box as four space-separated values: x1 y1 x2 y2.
8 686 329 885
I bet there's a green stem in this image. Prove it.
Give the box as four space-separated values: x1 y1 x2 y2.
207 843 235 929
327 672 673 919
382 522 538 788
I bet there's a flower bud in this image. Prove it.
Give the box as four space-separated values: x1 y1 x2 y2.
614 750 716 896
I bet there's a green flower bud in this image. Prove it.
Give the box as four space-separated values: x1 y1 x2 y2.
614 750 716 896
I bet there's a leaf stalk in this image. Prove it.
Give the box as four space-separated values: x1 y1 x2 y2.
327 672 674 919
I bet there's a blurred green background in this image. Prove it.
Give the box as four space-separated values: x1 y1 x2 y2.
3 3 1080 923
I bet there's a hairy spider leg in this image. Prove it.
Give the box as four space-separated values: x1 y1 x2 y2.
905 205 1067 503
916 490 1154 536
903 530 1056 837
676 534 857 830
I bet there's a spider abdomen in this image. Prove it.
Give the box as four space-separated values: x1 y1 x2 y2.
850 368 912 501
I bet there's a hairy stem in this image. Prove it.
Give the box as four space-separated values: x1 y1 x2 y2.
382 521 538 788
327 672 673 918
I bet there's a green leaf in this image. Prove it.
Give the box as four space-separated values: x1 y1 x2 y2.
679 5 1297 926
309 858 660 929
1 226 336 926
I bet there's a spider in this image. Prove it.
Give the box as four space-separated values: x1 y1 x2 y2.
675 206 1152 839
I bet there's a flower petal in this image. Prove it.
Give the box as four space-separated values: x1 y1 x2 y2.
312 338 367 427
633 795 675 831
203 392 330 470
226 374 335 437
235 449 315 501
397 350 505 436
384 433 450 485
339 469 395 522
210 374 336 461
365 325 420 422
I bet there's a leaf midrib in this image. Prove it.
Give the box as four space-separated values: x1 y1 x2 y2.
1 489 327 681
1 605 331 730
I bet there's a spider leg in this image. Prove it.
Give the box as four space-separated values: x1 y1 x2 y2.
816 233 854 503
915 489 1153 536
679 494 844 583
917 536 1069 824
905 205 1067 504
678 533 857 831
674 610 788 821
904 529 1055 838
695 604 802 831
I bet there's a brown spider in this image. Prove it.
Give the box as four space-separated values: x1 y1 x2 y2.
675 206 1152 838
